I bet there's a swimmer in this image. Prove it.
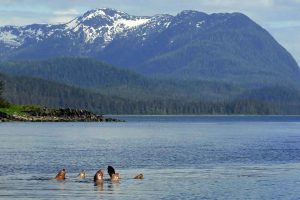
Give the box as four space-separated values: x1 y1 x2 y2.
55 169 66 180
133 173 144 179
78 169 86 179
94 169 104 183
107 166 120 181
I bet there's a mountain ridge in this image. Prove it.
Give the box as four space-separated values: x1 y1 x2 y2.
0 8 298 88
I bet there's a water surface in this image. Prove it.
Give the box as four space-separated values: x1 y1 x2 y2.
1 116 300 199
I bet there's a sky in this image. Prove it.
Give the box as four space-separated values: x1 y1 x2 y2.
0 0 299 65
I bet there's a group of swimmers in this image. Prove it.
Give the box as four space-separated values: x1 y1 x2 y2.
55 166 144 183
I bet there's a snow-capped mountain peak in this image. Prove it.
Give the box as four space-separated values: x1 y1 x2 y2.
63 8 152 44
81 8 128 21
0 9 211 51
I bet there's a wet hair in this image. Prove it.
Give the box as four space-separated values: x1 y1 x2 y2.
107 166 115 177
94 170 103 182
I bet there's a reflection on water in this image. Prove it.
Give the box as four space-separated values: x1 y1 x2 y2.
0 116 300 199
94 182 104 192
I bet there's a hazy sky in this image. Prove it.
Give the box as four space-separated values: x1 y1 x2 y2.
0 0 299 65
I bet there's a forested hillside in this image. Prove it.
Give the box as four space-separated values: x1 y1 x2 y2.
1 56 300 114
0 72 285 114
0 57 241 101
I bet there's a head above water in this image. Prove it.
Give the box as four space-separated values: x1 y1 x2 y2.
134 173 144 179
79 169 86 179
107 166 115 177
55 168 66 180
94 169 104 182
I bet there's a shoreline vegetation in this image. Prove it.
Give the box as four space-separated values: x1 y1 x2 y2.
0 105 121 122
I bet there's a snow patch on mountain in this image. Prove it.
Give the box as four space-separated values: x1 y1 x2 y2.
116 18 150 28
83 9 106 21
0 31 21 47
65 10 151 44
102 17 150 42
196 21 205 28
66 19 79 30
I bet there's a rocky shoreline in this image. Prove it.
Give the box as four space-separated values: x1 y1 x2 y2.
0 108 121 122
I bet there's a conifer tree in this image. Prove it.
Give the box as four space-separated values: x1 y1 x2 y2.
0 80 4 97
0 80 9 108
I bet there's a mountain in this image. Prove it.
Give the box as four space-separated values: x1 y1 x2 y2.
0 8 299 87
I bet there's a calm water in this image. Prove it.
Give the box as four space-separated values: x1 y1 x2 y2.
1 116 300 199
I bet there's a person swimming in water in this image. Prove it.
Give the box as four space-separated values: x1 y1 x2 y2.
77 169 86 179
94 169 104 183
133 173 144 179
107 166 120 181
55 169 66 180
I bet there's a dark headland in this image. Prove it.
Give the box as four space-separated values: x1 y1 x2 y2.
0 105 121 122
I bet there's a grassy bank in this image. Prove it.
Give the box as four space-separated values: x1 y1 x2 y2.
0 104 41 116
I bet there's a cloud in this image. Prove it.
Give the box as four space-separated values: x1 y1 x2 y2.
53 8 80 16
0 10 53 25
0 8 80 25
267 20 300 29
50 8 80 24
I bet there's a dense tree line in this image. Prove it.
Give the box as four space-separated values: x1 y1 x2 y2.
0 73 286 115
0 80 3 95
1 64 300 115
2 57 300 105
0 80 9 108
